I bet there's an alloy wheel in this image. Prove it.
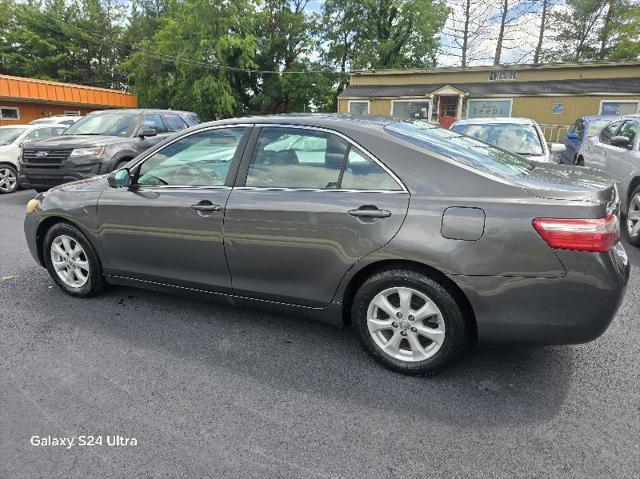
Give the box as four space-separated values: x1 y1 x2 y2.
627 193 640 239
366 287 445 362
50 235 90 288
0 167 17 193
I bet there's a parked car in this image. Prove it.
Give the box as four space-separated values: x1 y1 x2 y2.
560 115 621 165
29 115 82 127
24 115 628 375
18 109 199 192
0 124 66 194
450 117 566 162
580 115 640 245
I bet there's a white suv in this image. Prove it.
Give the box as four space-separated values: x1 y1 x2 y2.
0 125 66 193
450 117 565 163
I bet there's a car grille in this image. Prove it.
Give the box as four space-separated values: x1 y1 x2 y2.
22 149 73 168
25 176 65 186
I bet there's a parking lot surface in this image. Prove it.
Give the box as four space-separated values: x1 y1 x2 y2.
1 189 639 478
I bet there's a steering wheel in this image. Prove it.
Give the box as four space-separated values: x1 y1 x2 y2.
174 164 221 185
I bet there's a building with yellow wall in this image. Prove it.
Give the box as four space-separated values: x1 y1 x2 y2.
337 61 640 136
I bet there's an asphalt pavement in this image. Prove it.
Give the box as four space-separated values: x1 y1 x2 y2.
1 189 639 478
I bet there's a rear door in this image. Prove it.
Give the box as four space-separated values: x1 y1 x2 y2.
223 126 410 307
98 126 250 292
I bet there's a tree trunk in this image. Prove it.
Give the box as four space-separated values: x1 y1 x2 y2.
461 0 471 67
494 0 508 65
533 0 549 64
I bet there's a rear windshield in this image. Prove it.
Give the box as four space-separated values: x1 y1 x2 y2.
384 121 534 179
450 122 543 156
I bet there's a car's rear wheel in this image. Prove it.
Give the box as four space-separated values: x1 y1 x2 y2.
351 269 469 376
44 223 107 297
0 164 18 194
626 185 640 246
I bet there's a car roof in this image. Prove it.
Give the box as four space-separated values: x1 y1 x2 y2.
582 115 621 121
89 108 197 116
452 117 537 126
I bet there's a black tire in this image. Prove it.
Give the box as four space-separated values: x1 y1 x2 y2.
114 159 131 171
626 184 640 247
351 269 469 376
0 164 19 194
43 222 107 297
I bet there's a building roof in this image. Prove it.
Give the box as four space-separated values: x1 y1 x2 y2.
351 59 640 76
339 77 640 98
0 75 137 108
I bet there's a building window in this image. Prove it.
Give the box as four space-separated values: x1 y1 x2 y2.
348 100 370 115
600 101 639 116
391 100 430 120
467 99 512 118
489 71 517 81
64 110 81 116
0 107 20 120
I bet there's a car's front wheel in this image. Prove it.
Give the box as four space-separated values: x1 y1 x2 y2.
0 164 18 194
44 223 107 297
351 268 470 376
626 185 640 246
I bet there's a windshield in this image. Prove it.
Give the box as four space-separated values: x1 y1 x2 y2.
385 121 534 179
0 127 26 146
588 119 615 136
450 122 544 156
64 112 139 137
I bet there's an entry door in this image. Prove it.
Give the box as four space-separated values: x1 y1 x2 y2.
97 127 249 292
438 96 459 128
224 126 410 308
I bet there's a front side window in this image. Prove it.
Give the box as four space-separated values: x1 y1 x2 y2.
137 128 245 187
600 121 623 144
387 121 534 179
451 122 543 156
65 112 139 137
0 127 27 146
163 114 188 132
348 101 369 116
141 114 168 133
617 120 639 148
587 119 614 137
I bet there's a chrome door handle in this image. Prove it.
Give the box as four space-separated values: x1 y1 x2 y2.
348 206 391 218
191 202 222 212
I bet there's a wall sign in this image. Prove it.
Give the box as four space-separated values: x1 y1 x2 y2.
489 71 518 81
552 103 563 114
467 99 512 118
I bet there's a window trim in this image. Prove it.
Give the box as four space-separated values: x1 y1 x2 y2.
129 124 253 190
390 99 431 120
466 98 513 119
599 100 640 116
347 100 370 116
236 124 407 193
0 106 20 121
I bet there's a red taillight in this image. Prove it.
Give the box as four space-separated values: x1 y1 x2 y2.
532 214 619 252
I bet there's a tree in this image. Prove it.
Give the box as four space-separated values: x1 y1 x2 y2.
533 0 553 63
442 0 492 66
493 0 535 65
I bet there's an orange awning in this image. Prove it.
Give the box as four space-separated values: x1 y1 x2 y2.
0 75 137 108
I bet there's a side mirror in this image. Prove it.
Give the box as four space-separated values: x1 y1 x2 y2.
549 143 566 153
611 135 631 148
108 168 131 188
138 128 157 138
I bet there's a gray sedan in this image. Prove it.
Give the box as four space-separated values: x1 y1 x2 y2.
24 115 629 375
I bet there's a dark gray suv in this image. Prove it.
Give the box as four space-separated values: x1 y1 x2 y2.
23 115 629 375
18 109 199 191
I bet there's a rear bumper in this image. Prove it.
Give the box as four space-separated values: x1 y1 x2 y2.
453 242 630 344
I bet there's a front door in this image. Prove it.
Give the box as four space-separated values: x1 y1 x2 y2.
97 126 249 292
438 96 459 128
224 126 410 307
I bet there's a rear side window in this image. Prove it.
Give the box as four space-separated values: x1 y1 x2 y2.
600 121 623 144
163 114 188 132
141 114 168 134
386 121 533 179
245 127 401 190
184 114 200 127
